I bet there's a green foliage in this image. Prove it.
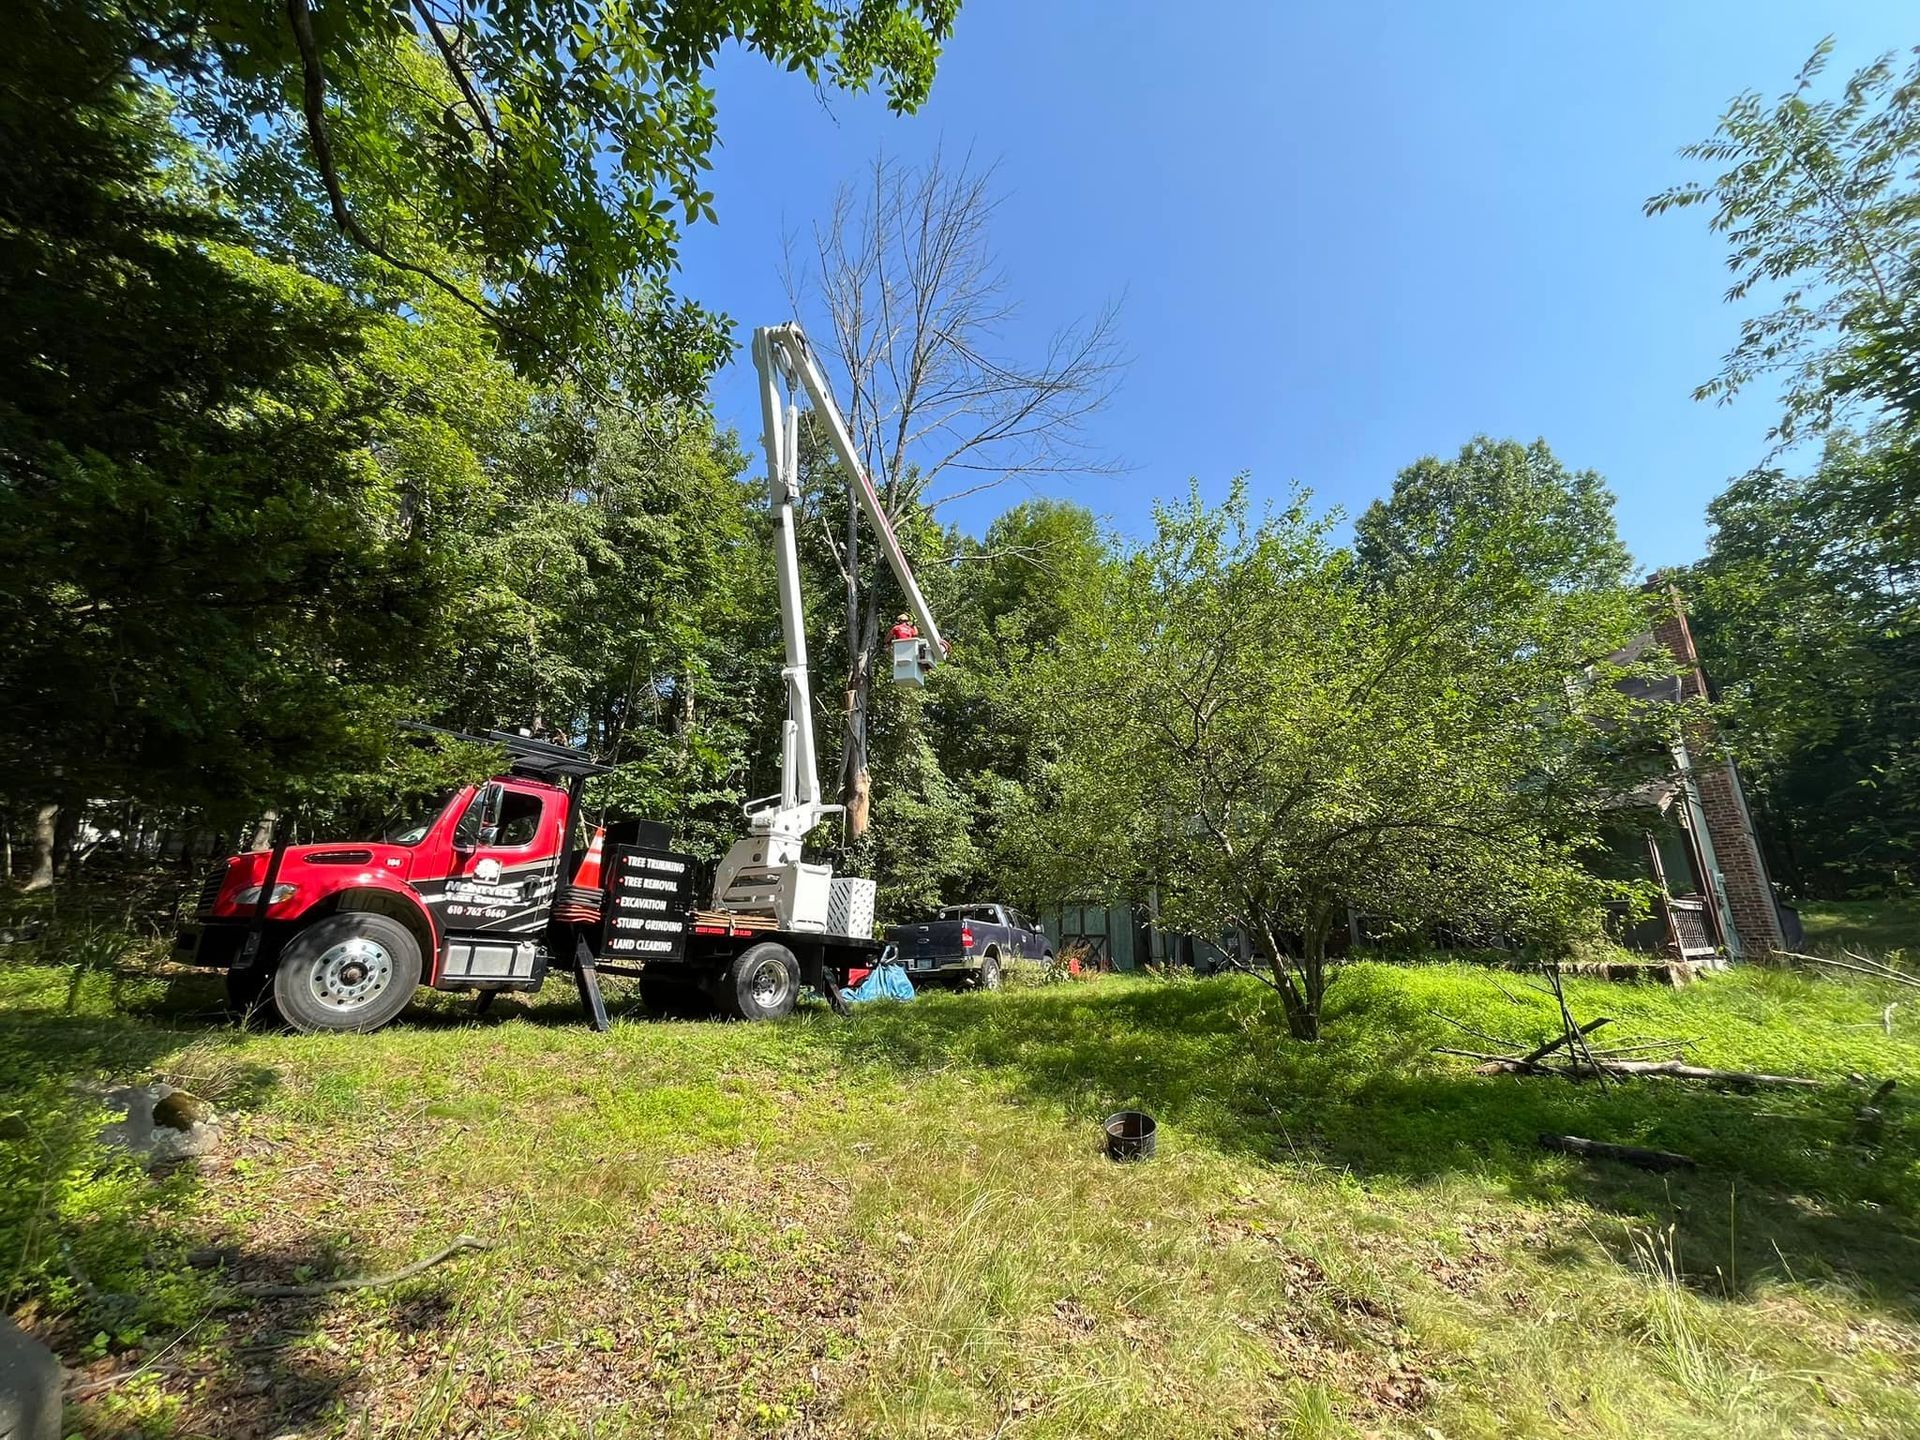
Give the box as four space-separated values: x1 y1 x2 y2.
843 691 979 918
1684 436 1920 896
1031 478 1661 1038
1797 895 1920 955
0 4 786 851
421 398 774 853
1649 38 1920 443
1353 436 1635 594
1656 39 1920 901
159 0 959 373
0 18 491 822
920 499 1112 904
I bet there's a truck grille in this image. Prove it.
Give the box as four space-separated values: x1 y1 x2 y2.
195 864 227 914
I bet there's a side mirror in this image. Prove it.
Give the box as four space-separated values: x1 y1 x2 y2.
456 783 505 850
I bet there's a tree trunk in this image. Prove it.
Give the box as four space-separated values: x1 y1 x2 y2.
1256 914 1321 1042
840 600 879 839
1283 907 1334 1042
55 806 80 877
24 804 57 892
1286 953 1323 1041
248 810 279 852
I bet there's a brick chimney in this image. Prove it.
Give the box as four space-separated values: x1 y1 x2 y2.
1649 583 1785 959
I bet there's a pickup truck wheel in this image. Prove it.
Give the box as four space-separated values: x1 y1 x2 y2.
725 942 800 1021
271 914 422 1034
973 948 1002 991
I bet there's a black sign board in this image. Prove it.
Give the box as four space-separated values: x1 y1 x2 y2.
602 845 695 960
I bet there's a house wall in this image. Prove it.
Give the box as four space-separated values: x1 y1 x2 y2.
1652 585 1786 958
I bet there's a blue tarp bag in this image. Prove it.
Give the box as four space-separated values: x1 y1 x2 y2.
840 961 916 1005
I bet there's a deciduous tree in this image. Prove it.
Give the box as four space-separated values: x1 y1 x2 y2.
786 151 1121 838
157 0 961 372
1035 482 1656 1040
1648 39 1920 443
1354 437 1633 596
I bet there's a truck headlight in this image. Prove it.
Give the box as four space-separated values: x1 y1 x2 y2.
232 883 297 908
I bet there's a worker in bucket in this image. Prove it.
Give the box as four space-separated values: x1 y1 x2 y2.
889 612 918 641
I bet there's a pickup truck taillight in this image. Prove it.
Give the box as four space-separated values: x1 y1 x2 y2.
961 924 975 951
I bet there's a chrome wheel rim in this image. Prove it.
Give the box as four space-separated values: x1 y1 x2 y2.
749 957 790 1009
308 936 394 1013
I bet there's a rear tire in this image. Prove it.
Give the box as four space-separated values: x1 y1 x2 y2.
973 948 1003 991
271 913 422 1034
724 942 800 1021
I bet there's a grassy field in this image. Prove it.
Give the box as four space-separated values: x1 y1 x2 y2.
1799 896 1920 959
4 945 1920 1439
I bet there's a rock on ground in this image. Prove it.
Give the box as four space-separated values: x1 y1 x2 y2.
0 1316 61 1440
95 1083 221 1167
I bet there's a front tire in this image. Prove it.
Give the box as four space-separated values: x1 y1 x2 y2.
271 913 422 1034
724 942 800 1021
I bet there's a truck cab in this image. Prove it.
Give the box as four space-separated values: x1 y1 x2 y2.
178 771 575 1031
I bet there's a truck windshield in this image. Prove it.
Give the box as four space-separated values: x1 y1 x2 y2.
379 790 457 845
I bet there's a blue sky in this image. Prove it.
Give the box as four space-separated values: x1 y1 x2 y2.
676 2 1915 572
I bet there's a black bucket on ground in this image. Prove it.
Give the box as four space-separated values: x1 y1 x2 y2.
1104 1110 1156 1163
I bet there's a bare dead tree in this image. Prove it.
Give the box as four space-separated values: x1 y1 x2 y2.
784 149 1124 837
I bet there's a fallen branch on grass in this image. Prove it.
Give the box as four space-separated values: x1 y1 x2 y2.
1585 1038 1699 1058
1517 1015 1611 1065
229 1235 493 1300
1435 1047 1830 1089
65 1362 185 1399
1589 1059 1823 1089
1783 950 1920 990
1539 1134 1696 1171
1434 1046 1557 1076
1431 1011 1532 1050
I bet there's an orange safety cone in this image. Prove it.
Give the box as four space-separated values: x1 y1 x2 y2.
570 825 606 891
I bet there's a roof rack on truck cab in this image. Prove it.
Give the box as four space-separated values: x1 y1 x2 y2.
397 719 615 780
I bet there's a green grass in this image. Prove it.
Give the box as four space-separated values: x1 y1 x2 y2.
5 951 1920 1438
1799 896 1920 959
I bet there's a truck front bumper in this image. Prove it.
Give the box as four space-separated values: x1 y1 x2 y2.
174 919 259 970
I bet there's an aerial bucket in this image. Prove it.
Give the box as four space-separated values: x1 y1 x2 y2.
891 637 929 686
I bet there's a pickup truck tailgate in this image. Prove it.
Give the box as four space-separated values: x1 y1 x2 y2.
906 923 937 970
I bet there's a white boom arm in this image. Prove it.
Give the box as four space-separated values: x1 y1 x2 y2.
764 324 946 654
710 324 947 927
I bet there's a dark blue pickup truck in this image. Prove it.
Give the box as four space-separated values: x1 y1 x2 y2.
886 904 1052 989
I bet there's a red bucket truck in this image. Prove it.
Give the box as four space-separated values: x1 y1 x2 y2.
176 323 945 1033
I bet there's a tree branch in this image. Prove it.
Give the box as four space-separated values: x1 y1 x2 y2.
284 0 497 323
410 0 503 150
